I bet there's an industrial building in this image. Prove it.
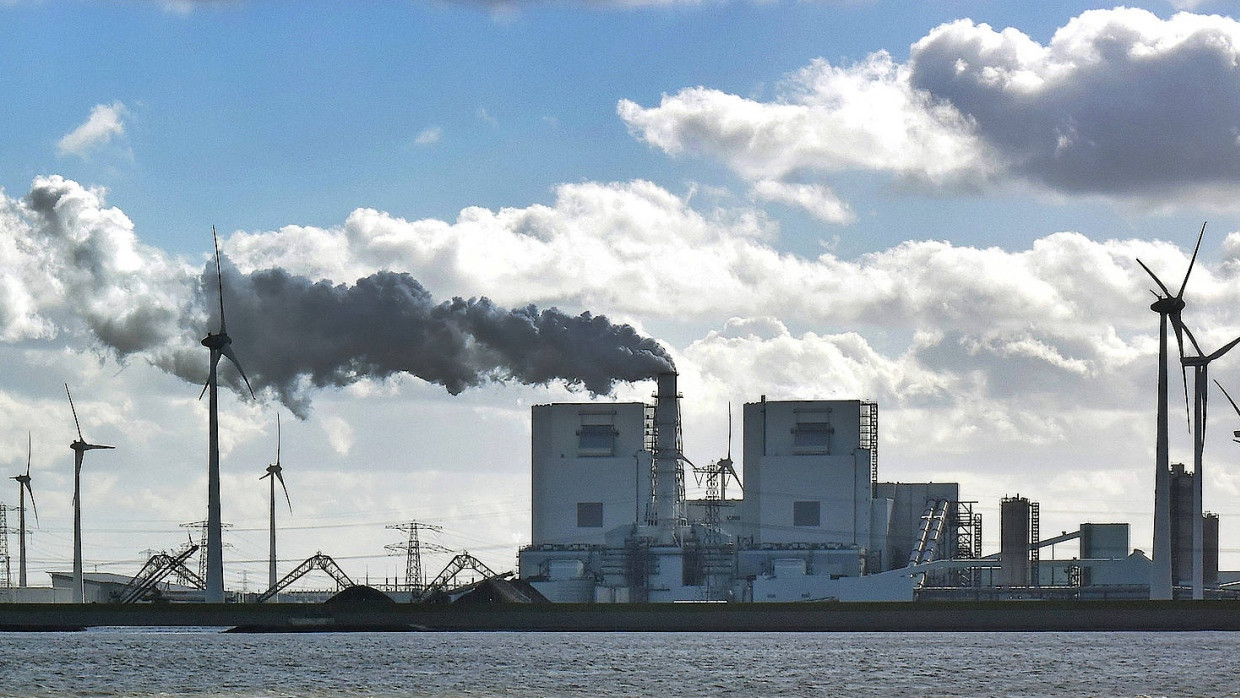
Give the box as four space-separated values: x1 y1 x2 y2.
514 373 1238 603
520 373 973 602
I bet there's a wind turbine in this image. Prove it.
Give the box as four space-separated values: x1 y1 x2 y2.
1135 222 1206 600
11 432 38 588
66 384 114 603
1181 334 1240 599
718 403 741 501
200 227 255 603
260 413 292 594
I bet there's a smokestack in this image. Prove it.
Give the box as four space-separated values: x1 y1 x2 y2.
652 371 685 544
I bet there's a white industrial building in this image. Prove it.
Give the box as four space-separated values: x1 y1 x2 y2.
519 374 936 602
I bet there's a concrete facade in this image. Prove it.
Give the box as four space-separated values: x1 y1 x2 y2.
530 402 652 547
740 399 883 552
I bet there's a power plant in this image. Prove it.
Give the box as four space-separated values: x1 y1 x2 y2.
2 226 1240 614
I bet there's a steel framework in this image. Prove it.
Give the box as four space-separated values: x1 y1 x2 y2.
256 553 354 603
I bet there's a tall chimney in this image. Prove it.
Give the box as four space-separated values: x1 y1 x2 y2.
653 372 684 544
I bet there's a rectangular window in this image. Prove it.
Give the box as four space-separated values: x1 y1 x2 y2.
577 424 617 456
793 501 821 527
577 410 618 457
792 422 833 453
577 502 604 528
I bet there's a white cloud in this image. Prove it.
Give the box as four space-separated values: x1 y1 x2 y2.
57 102 130 159
750 179 854 223
322 415 355 456
9 174 1240 574
619 9 1240 217
414 126 442 146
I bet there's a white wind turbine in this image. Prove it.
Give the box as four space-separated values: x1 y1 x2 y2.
1136 223 1205 600
11 432 38 588
200 228 255 603
261 413 292 594
1180 333 1240 600
66 384 113 603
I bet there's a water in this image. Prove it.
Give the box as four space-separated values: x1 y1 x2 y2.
0 628 1237 697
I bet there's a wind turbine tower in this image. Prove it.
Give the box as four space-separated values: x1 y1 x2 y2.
1182 336 1240 599
10 433 37 588
1136 224 1204 600
66 384 114 603
200 228 255 603
261 413 292 593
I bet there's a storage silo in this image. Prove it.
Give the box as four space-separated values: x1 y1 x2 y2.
999 496 1031 587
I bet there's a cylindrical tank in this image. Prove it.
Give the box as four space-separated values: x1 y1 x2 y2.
1000 496 1031 587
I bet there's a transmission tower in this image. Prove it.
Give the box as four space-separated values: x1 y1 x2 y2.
385 521 449 595
180 520 232 583
0 505 11 588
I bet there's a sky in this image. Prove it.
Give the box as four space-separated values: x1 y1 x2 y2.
5 0 1240 591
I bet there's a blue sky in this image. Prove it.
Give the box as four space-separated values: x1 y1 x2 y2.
5 0 1240 587
3 0 1219 260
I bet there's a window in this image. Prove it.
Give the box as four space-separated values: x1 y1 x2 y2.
577 424 617 456
577 502 604 528
793 501 821 527
792 422 833 453
578 411 618 456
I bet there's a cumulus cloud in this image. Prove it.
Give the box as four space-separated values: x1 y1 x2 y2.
8 174 1240 473
57 102 129 159
1 177 674 418
620 8 1240 217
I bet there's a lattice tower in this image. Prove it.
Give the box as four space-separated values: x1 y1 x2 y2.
0 505 11 588
385 521 445 591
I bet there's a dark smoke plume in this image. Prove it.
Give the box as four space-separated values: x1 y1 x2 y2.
192 259 674 416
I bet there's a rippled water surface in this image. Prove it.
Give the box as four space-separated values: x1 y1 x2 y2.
1 628 1238 697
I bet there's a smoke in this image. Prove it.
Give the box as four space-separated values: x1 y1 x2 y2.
175 261 675 416
3 176 674 418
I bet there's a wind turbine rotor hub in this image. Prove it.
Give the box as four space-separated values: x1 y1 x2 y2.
201 332 232 350
1150 297 1184 313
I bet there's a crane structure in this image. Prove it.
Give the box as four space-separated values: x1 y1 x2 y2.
256 553 354 603
419 552 504 602
117 545 204 604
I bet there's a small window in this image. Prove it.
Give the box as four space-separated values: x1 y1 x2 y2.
792 422 833 453
793 501 821 527
577 502 604 528
578 424 617 456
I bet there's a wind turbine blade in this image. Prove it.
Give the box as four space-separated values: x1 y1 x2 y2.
1207 334 1240 362
1172 326 1191 432
276 471 292 512
1179 321 1204 359
65 383 84 441
213 226 227 334
1137 259 1173 297
726 402 732 461
26 431 31 476
260 471 272 481
1216 379 1240 419
219 344 256 398
1176 221 1207 299
25 482 38 526
276 413 282 465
